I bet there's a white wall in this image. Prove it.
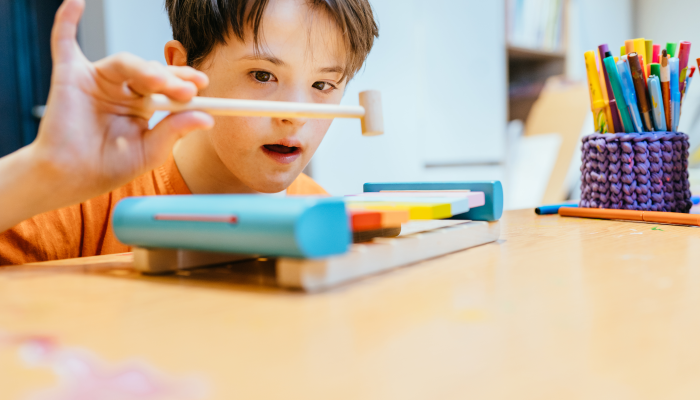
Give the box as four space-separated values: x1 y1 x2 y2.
313 0 507 195
102 0 172 63
566 0 633 80
80 0 172 62
634 0 698 45
634 0 700 136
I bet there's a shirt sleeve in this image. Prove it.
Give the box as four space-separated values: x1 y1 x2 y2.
0 205 83 265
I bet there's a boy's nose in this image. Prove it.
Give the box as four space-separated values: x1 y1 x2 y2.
274 91 311 128
277 115 309 129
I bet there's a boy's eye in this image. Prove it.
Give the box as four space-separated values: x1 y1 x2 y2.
312 81 333 91
253 71 272 82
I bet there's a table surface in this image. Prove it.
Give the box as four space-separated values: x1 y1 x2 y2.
2 209 700 399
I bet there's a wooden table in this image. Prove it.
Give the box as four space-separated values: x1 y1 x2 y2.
2 209 700 399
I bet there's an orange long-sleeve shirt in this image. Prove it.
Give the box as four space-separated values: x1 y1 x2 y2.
0 155 328 265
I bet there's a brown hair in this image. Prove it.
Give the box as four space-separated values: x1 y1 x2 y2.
165 0 379 81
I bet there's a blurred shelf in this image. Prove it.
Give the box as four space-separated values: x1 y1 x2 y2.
507 45 566 62
507 46 566 122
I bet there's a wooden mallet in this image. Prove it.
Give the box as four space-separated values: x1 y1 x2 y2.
145 90 384 136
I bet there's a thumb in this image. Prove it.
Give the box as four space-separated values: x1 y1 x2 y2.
142 112 215 169
51 0 85 65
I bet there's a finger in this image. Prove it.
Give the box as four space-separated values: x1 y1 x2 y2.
142 111 214 168
95 54 200 102
166 66 209 90
127 61 201 101
51 0 85 64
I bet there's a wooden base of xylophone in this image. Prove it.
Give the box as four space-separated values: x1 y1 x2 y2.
133 220 500 291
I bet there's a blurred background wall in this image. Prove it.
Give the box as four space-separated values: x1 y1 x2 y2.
5 0 700 207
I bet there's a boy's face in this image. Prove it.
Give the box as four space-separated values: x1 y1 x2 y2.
169 0 347 193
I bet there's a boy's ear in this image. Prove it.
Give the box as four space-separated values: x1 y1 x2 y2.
164 40 188 66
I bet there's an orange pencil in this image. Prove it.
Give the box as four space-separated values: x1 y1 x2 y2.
559 207 700 226
640 54 649 81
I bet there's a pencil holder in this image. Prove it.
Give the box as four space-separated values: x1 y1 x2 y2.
580 132 692 212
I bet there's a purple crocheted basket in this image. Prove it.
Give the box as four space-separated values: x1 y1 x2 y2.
580 132 691 212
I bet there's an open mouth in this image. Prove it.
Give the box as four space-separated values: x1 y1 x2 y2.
263 144 299 154
262 144 302 164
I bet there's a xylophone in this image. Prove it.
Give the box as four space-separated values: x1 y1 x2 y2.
114 181 503 291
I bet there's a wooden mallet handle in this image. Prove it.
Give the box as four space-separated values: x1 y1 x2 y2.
146 90 383 136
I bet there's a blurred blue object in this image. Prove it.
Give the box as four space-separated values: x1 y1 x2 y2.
113 195 351 258
535 203 578 215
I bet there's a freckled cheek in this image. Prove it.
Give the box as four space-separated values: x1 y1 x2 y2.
208 116 268 156
304 120 333 154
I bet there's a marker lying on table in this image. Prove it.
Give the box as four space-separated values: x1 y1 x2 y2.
559 207 700 226
535 203 578 215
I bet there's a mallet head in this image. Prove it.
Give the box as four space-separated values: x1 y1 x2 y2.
359 90 384 136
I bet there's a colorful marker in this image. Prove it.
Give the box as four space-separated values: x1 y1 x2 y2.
617 59 644 132
599 45 623 133
645 40 653 64
661 50 672 130
625 40 635 55
604 55 634 133
667 42 678 57
650 63 660 79
634 38 647 79
652 44 661 63
670 57 681 131
629 53 654 131
648 75 667 131
595 50 615 133
678 41 692 94
559 207 700 226
585 51 608 133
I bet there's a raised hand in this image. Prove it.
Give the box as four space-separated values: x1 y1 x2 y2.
0 0 213 232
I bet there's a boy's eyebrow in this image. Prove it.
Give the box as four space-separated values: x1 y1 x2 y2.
319 66 344 74
238 53 344 75
238 54 287 66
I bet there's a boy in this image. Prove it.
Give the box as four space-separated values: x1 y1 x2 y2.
0 0 379 264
